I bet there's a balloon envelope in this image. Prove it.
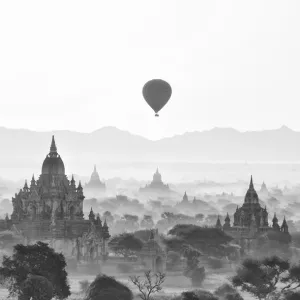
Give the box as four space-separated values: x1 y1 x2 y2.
142 79 172 116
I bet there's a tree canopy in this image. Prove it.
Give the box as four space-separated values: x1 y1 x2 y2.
84 274 133 300
166 224 233 257
0 241 70 299
108 233 144 258
232 256 300 300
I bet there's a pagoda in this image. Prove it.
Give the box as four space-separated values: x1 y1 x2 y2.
139 168 170 193
85 165 106 192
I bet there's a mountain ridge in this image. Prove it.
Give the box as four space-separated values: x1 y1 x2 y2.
0 125 300 166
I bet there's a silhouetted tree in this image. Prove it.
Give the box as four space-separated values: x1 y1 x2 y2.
214 283 243 300
129 270 166 300
0 241 70 299
19 274 53 300
108 233 143 258
232 256 300 300
182 290 218 300
166 224 233 258
84 274 133 300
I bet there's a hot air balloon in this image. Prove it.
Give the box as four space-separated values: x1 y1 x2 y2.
142 79 172 117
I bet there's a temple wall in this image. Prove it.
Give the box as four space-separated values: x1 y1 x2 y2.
13 220 102 239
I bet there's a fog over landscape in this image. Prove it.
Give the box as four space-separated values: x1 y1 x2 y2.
2 1 300 299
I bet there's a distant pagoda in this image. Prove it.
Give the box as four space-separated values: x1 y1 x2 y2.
85 165 106 191
260 181 269 195
139 168 170 193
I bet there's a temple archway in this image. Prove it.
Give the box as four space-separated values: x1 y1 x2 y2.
155 256 163 273
69 206 75 220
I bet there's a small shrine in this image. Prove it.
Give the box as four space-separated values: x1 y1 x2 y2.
139 229 166 273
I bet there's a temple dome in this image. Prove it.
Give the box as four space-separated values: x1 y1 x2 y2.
41 136 65 175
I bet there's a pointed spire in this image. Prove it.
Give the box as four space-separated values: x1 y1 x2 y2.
103 218 108 228
30 175 36 187
88 207 95 221
94 165 97 172
96 213 102 226
249 175 254 189
216 215 222 229
225 212 230 222
23 180 29 190
50 135 57 153
77 180 82 190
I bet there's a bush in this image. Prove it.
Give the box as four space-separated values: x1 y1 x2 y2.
117 262 134 273
214 283 237 297
0 241 70 299
19 274 53 300
207 257 224 269
214 283 244 300
79 280 90 294
84 274 133 300
182 289 219 300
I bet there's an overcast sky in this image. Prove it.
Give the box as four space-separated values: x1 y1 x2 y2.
0 1 299 140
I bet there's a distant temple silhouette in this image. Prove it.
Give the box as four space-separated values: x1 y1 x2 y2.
85 165 106 191
139 168 170 193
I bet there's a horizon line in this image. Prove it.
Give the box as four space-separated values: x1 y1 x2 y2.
0 124 295 141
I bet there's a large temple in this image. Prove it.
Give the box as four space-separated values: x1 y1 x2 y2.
11 136 85 222
7 136 110 262
85 165 106 192
139 168 170 193
216 176 289 249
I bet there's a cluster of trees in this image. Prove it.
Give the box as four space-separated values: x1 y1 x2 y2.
103 208 227 235
0 241 70 300
1 240 300 300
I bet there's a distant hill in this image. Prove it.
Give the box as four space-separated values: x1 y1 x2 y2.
0 126 299 168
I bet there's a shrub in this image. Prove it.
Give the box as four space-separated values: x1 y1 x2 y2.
117 262 134 273
84 274 133 300
182 289 219 300
19 274 53 300
214 283 237 297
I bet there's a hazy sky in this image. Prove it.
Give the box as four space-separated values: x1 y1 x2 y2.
0 1 300 140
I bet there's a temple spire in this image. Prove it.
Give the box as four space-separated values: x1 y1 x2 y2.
94 165 97 172
249 175 254 189
50 135 57 153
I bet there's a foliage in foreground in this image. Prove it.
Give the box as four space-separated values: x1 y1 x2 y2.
130 270 166 300
0 241 70 299
84 274 133 300
19 274 53 300
232 255 300 300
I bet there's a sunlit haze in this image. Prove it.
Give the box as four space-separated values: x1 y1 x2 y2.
1 1 300 140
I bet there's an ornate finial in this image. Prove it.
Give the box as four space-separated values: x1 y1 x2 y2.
71 174 75 184
50 135 57 153
249 175 254 188
103 218 108 227
77 180 82 190
24 180 29 190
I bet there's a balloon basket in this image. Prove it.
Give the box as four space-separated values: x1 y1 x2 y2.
155 113 159 117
